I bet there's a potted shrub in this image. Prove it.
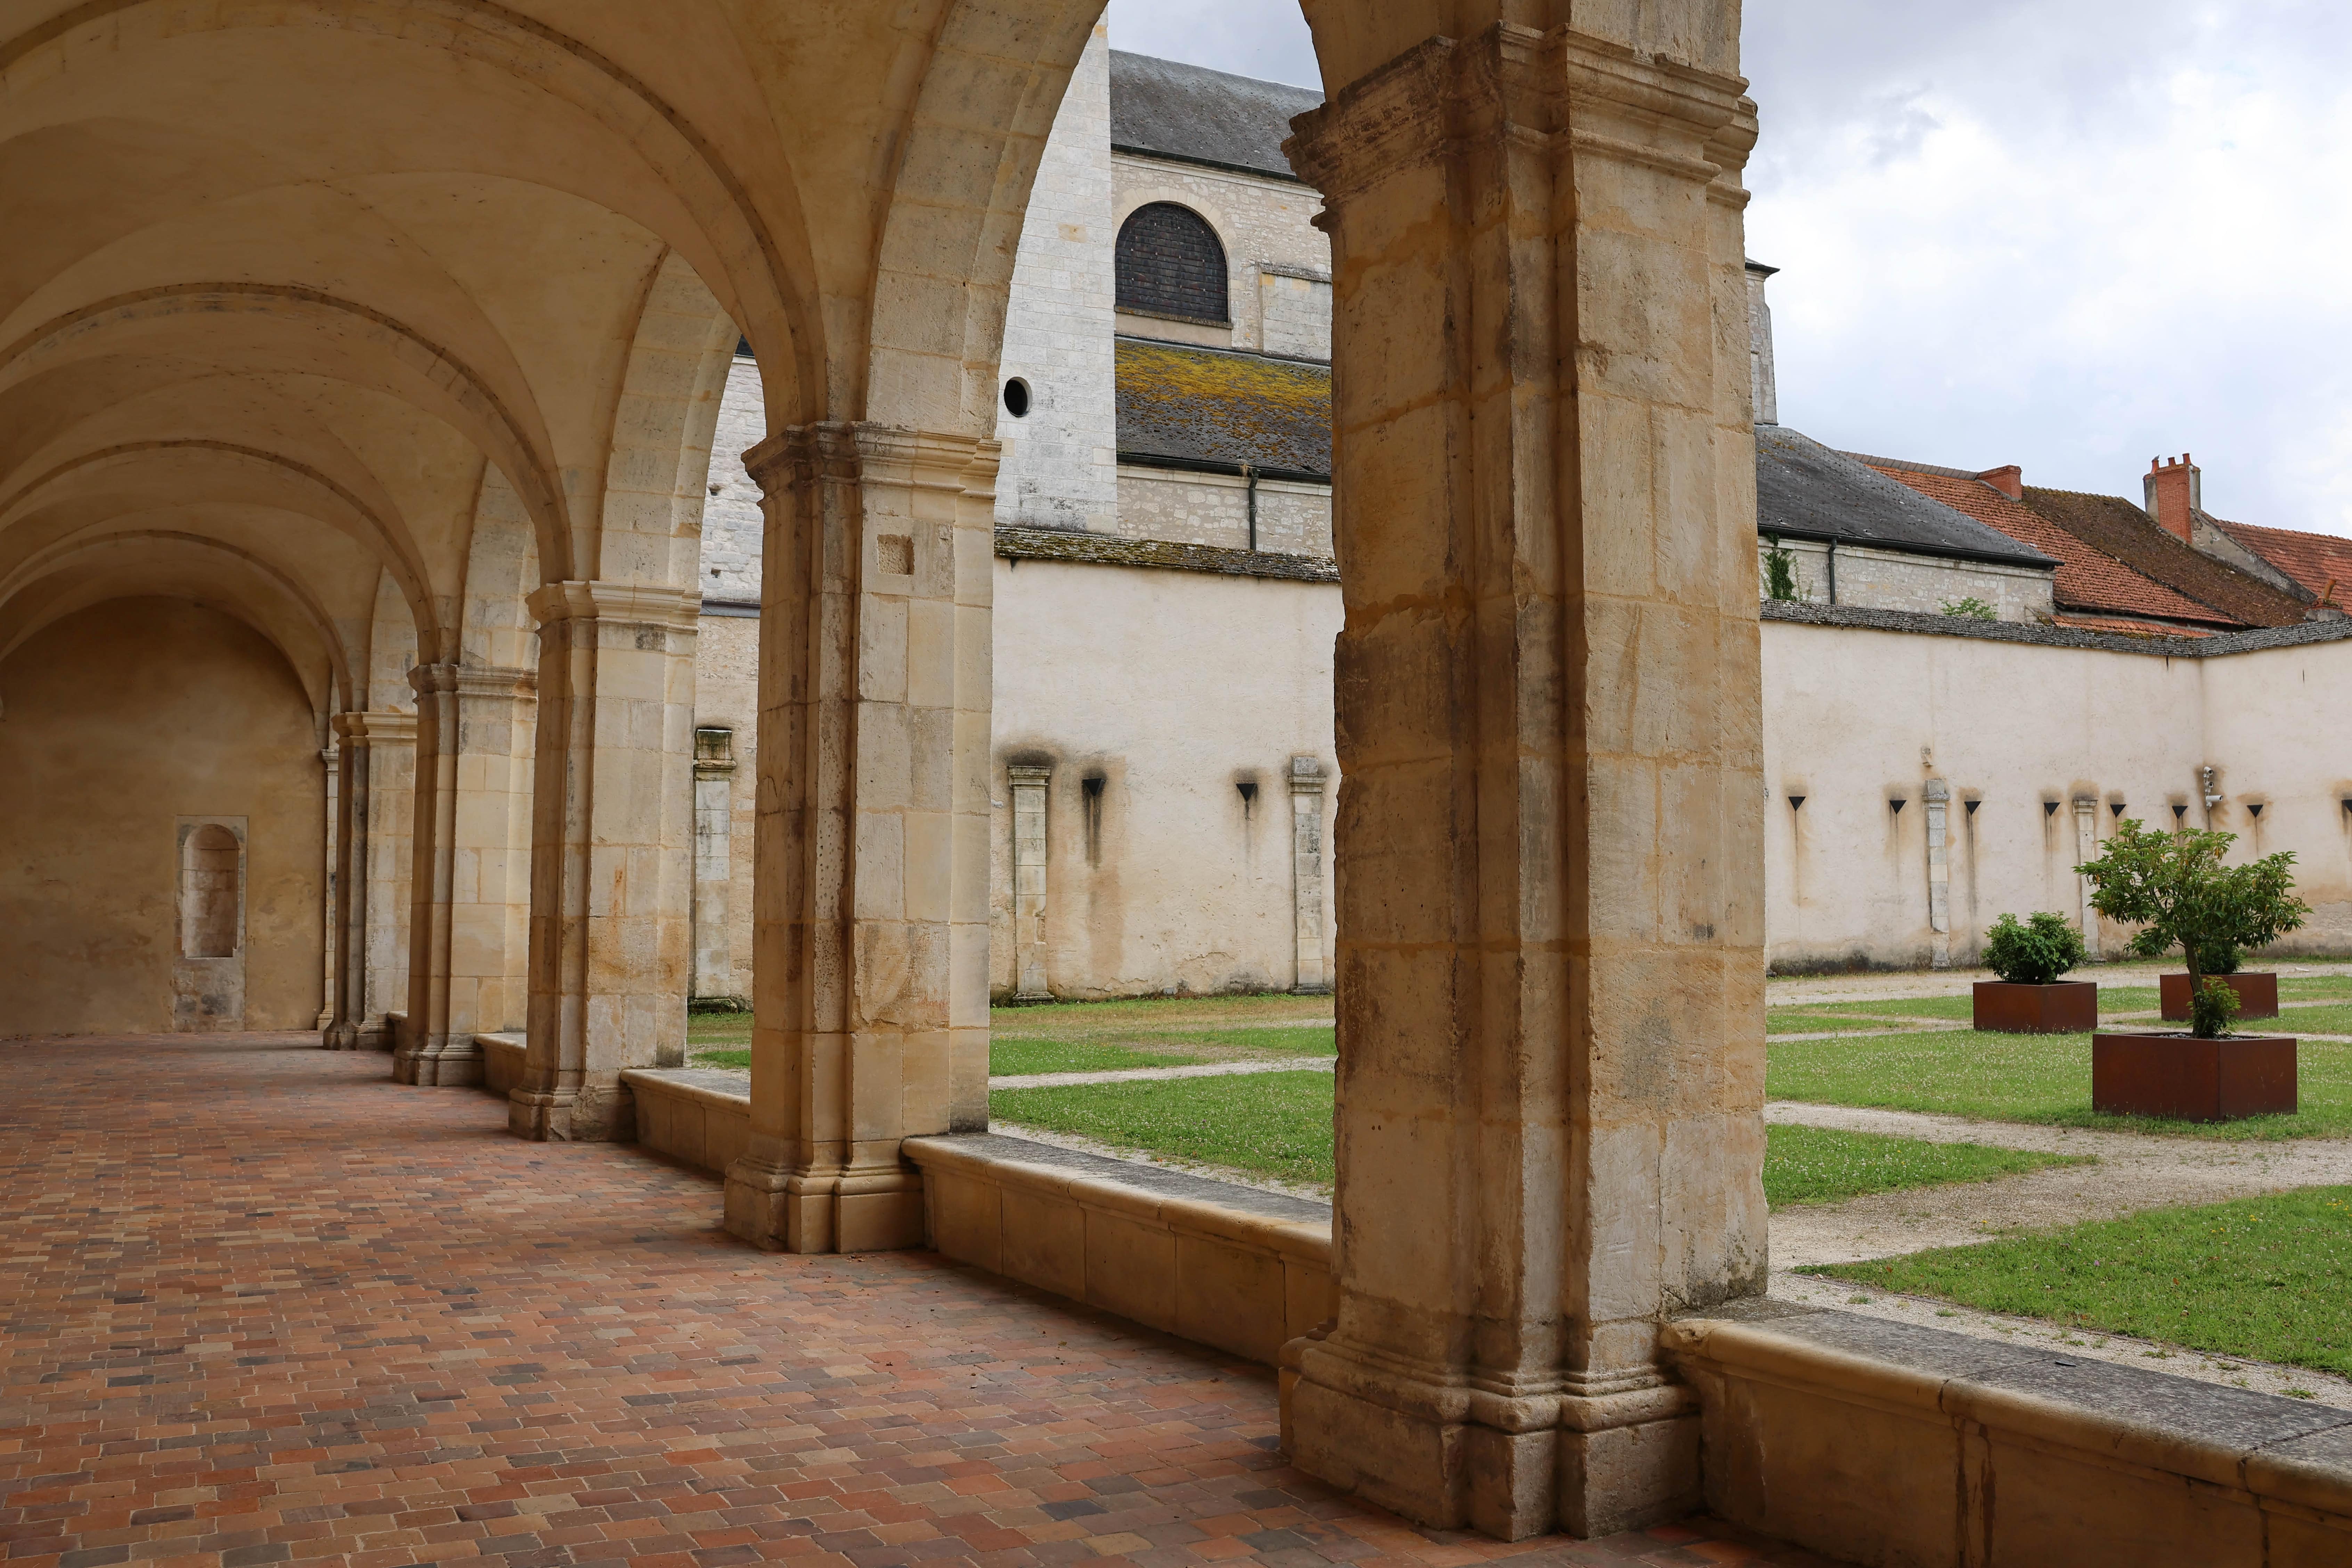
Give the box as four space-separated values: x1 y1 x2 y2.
1973 912 2095 1032
2077 820 2309 1121
2158 941 2280 1023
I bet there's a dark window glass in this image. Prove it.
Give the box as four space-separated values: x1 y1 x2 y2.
1115 203 1229 326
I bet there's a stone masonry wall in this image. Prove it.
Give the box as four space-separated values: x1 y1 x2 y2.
1112 156 1328 358
702 355 766 603
1114 469 1330 555
1761 536 2056 623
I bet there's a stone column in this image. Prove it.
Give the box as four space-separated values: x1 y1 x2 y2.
692 726 738 1000
396 662 538 1087
1924 778 1952 970
511 582 697 1140
1008 764 1051 1001
1282 26 1764 1541
724 424 995 1254
318 743 339 1030
322 710 415 1050
1289 756 1329 995
2074 795 2103 960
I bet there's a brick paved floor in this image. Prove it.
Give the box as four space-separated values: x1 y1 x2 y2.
0 1035 1850 1568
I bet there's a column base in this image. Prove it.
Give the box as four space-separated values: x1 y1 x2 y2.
507 1080 635 1142
392 1039 485 1087
322 1023 360 1050
1281 1338 1699 1541
723 1155 926 1253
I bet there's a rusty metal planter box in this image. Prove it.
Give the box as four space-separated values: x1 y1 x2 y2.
2159 972 2280 1022
2092 1032 2298 1121
1973 981 2097 1034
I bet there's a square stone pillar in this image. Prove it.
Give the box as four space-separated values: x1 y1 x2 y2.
322 710 414 1051
318 743 339 1030
1924 778 1952 969
512 582 697 1141
2073 795 2102 959
396 662 538 1087
724 424 995 1254
1288 756 1329 995
1280 26 1766 1542
1008 763 1051 1000
692 726 739 1000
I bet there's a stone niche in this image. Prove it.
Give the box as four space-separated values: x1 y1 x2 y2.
172 816 249 1030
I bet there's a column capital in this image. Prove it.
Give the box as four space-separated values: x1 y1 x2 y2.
525 580 699 635
329 710 417 746
408 662 538 700
1284 24 1752 209
1288 755 1326 795
693 725 738 778
740 422 1000 499
1006 763 1052 786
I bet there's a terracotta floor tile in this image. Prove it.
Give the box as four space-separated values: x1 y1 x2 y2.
0 1035 1847 1568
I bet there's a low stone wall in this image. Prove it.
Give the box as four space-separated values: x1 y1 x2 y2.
904 1132 1331 1367
476 1032 525 1096
1666 1303 2352 1565
620 1067 752 1177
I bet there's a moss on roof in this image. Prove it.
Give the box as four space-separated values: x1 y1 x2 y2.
1115 339 1330 476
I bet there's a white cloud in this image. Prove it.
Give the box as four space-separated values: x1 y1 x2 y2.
1107 1 2352 535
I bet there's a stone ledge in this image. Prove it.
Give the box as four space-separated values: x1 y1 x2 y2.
620 1067 750 1177
475 1032 525 1096
1764 596 2352 658
995 526 1339 583
1666 1303 2352 1563
904 1132 1333 1366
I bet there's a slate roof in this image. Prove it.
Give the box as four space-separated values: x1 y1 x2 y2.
1115 338 1331 477
1755 426 2053 567
2015 486 2309 629
2216 519 2352 609
1109 51 1323 181
1867 463 2237 630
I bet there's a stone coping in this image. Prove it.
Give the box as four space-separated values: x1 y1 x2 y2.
904 1131 1331 1258
618 1066 760 1112
474 1031 524 1053
1764 596 2352 658
994 526 1339 583
1667 1300 2352 1526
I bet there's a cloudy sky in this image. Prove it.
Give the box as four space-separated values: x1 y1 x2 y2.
1104 1 2352 537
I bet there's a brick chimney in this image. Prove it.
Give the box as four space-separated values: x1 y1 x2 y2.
1976 465 2023 500
2145 454 2200 542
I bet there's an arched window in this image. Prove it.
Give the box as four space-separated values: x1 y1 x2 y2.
1115 203 1229 326
180 824 240 959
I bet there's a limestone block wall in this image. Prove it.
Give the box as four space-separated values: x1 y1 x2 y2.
1761 615 2352 970
689 610 759 1002
1761 537 2056 623
702 356 767 604
0 600 327 1034
988 554 1341 999
995 24 1118 533
1112 156 1328 358
1113 469 1330 555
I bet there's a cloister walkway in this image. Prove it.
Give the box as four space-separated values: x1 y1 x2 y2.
0 1037 1837 1568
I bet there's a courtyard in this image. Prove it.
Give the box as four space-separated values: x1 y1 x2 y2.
691 961 2352 1409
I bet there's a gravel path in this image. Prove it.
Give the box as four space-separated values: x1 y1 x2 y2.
1766 1100 2352 1269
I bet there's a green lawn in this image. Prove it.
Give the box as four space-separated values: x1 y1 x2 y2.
1810 1188 2352 1379
991 1072 2087 1207
1764 1124 2088 1208
1769 1028 2352 1140
1768 1008 1917 1035
687 1037 1207 1076
992 1071 1340 1187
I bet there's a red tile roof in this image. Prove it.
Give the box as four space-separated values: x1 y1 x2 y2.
2015 486 2308 629
1868 464 2243 629
2215 519 2352 608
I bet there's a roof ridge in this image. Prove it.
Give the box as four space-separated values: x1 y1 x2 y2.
1839 450 1988 482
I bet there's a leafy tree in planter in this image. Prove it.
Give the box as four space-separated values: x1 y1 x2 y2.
1981 911 2087 985
2075 819 2310 1039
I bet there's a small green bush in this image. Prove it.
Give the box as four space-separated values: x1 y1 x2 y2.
1982 911 2088 985
2191 976 2242 1039
2194 941 2244 976
1940 595 1998 621
1763 534 1799 602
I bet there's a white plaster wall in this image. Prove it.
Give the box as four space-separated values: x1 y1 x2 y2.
1114 469 1331 555
690 611 759 1000
994 24 1118 531
990 555 1342 998
1761 538 2055 623
1113 155 1328 357
1761 620 2352 970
